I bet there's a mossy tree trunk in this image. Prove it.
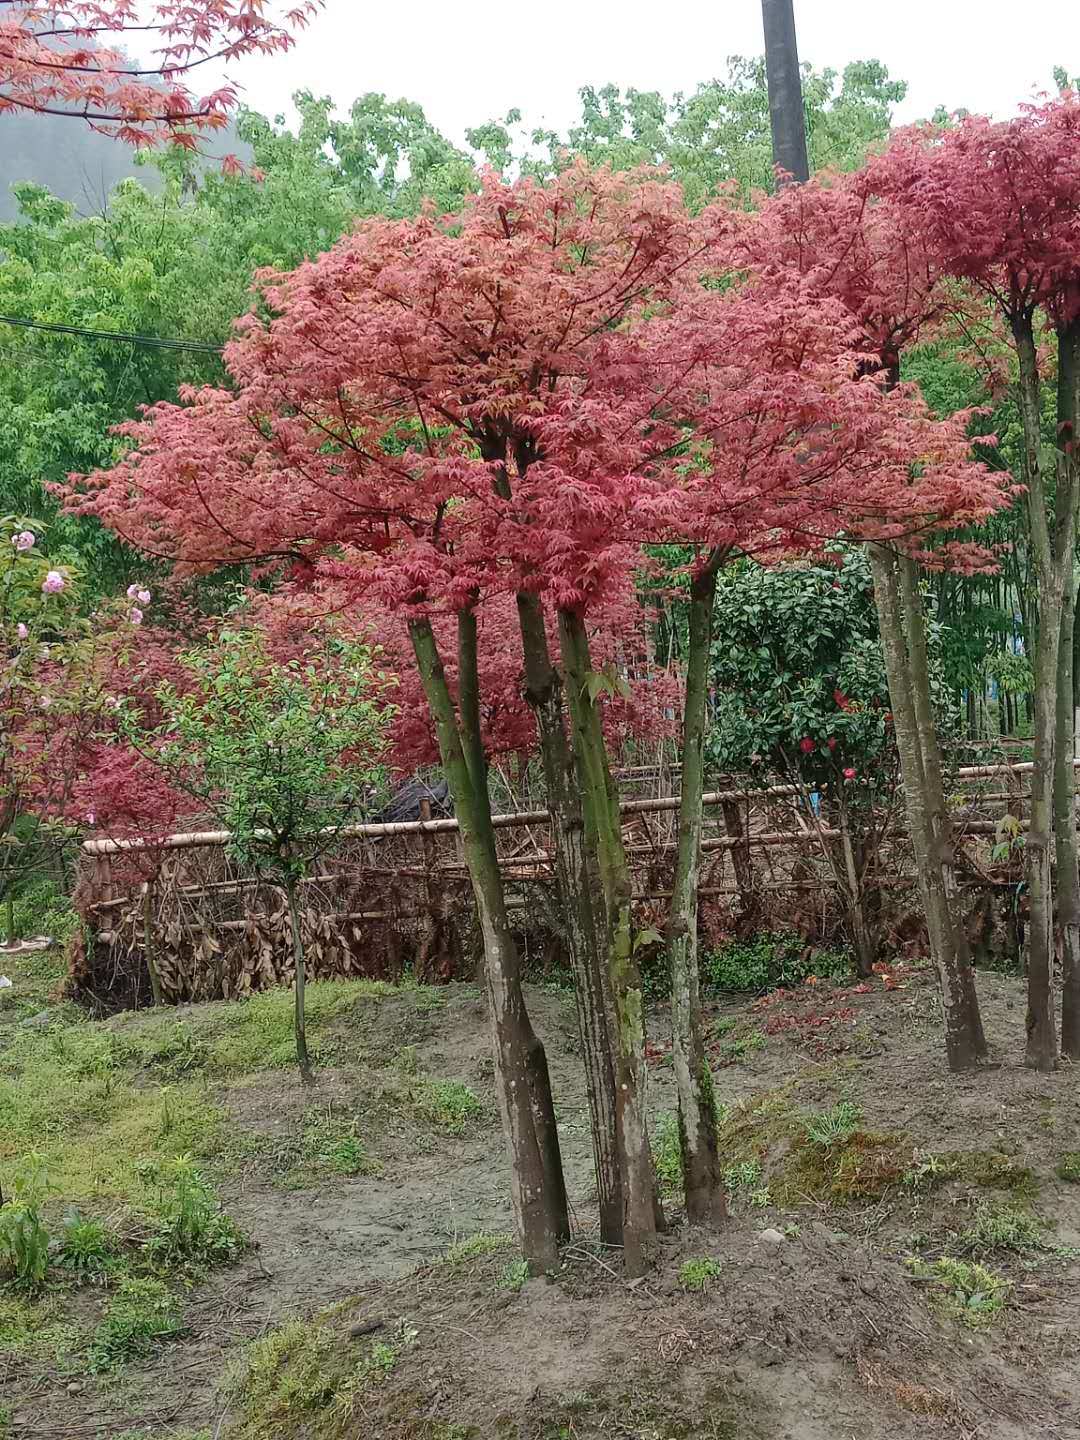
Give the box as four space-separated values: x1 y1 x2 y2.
558 607 659 1276
516 591 623 1245
142 880 164 1008
664 560 726 1226
409 614 568 1271
1055 325 1080 1060
869 546 983 1070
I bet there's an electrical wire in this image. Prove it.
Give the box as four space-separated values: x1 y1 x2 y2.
0 313 224 355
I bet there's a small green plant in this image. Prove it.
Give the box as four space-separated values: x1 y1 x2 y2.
443 1232 516 1266
500 1258 529 1293
909 1255 1009 1326
651 1112 684 1192
723 1159 763 1194
678 1257 722 1293
0 1154 51 1290
420 1080 486 1136
141 1155 244 1273
902 1152 952 1192
57 1214 119 1283
720 1029 767 1061
804 1100 861 1147
88 1276 181 1370
700 933 852 994
951 1206 1049 1258
1056 1153 1080 1183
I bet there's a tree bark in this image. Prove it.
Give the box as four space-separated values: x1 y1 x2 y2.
558 607 658 1276
869 546 982 1070
1056 323 1080 1059
897 558 987 1057
284 877 314 1086
516 592 623 1245
410 615 568 1270
664 564 726 1226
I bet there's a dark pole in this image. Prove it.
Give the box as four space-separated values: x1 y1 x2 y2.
761 0 810 185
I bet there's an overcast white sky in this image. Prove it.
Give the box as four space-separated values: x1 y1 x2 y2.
229 0 1079 145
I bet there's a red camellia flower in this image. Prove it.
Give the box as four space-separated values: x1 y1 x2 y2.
883 712 893 724
827 736 838 750
843 766 857 779
833 689 850 710
800 737 816 754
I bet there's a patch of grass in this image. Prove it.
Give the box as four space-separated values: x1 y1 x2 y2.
140 1154 245 1276
416 1079 486 1136
272 1105 378 1189
679 1256 722 1292
720 1029 766 1062
0 1292 85 1366
87 1276 182 1371
57 1213 122 1284
443 1233 517 1267
536 1379 761 1440
804 1100 861 1147
700 933 852 995
950 1205 1050 1259
902 1152 956 1193
1056 1153 1080 1183
499 1258 529 1293
907 1255 1009 1327
208 979 393 1074
952 1150 1036 1194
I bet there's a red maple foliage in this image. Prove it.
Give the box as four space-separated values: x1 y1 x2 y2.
0 2 320 145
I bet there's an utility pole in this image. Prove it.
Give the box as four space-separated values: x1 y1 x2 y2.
761 0 810 185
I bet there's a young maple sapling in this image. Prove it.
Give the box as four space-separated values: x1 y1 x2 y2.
121 629 392 1082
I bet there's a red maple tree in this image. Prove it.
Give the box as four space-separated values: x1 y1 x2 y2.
0 1 320 145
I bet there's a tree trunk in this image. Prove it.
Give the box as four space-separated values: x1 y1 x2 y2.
760 0 810 185
837 799 876 978
897 558 987 1057
1056 586 1080 1057
558 607 658 1276
410 615 568 1270
516 592 623 1245
869 546 982 1070
284 877 314 1086
721 800 757 927
1013 315 1078 1070
664 565 726 1227
142 880 163 1008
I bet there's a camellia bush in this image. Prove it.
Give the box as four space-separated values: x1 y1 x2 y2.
707 550 954 975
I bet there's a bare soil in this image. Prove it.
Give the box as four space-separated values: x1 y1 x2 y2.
5 962 1080 1439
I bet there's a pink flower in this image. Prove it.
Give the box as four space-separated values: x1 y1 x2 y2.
129 607 143 625
137 588 151 606
85 811 95 825
39 694 51 709
16 623 27 640
126 584 139 600
843 767 857 780
41 570 65 594
827 737 837 750
12 530 34 551
799 737 815 755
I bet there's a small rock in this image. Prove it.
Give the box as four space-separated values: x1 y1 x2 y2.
857 1275 879 1297
757 1227 786 1246
20 1009 52 1030
67 1382 83 1395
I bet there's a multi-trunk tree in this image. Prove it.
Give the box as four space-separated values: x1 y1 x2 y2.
867 97 1080 1068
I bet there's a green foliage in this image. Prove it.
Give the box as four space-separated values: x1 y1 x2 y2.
417 1080 486 1137
804 1101 862 1147
443 1233 517 1267
719 1029 766 1061
678 1256 722 1292
87 1276 181 1371
0 1153 51 1289
8 879 79 945
140 1154 245 1274
57 1214 120 1283
907 1256 1009 1326
499 1258 530 1293
700 932 851 994
951 1206 1049 1258
1056 1153 1080 1183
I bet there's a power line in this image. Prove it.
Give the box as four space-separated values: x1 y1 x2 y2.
0 313 225 355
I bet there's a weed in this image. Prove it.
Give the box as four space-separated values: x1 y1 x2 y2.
443 1233 516 1266
87 1276 181 1371
210 980 391 1074
908 1255 1009 1326
418 1080 486 1136
57 1214 120 1283
652 1112 684 1193
140 1154 244 1274
804 1100 861 1147
1057 1153 1080 1183
720 1030 767 1062
701 933 852 994
0 1152 51 1289
679 1257 722 1292
951 1206 1049 1258
0 1292 84 1365
500 1258 529 1293
902 1152 954 1192
723 1159 763 1194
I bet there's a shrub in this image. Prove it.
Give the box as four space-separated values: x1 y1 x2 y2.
1057 1153 1080 1183
804 1100 861 1147
701 933 851 994
57 1215 120 1283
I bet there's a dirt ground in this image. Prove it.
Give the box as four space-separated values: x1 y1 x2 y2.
3 951 1080 1440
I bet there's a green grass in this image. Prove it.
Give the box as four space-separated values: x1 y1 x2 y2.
87 1276 182 1372
1056 1153 1080 1183
804 1100 862 1147
950 1206 1050 1259
679 1256 722 1292
415 1079 487 1136
443 1233 517 1267
907 1255 1009 1327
